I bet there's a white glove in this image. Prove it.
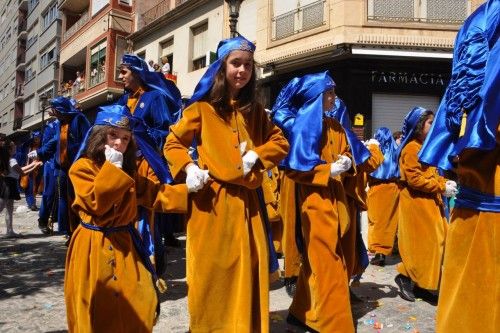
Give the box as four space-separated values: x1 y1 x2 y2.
28 150 38 159
185 164 209 193
104 145 123 169
443 180 458 197
330 155 352 178
242 150 259 176
364 139 380 147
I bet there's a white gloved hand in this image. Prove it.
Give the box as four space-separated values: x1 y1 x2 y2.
364 139 380 147
330 155 352 178
185 163 210 193
242 150 259 176
28 150 38 159
443 180 458 197
104 145 123 169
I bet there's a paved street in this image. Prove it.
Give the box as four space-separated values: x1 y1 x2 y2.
1 197 435 332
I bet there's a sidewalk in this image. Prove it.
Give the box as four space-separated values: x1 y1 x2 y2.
0 198 436 332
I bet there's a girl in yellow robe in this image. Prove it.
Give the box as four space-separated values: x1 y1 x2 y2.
65 105 188 332
272 72 354 333
164 36 289 333
395 107 457 302
366 127 401 264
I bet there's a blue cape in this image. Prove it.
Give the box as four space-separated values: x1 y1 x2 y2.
370 127 399 180
419 1 500 170
271 71 336 171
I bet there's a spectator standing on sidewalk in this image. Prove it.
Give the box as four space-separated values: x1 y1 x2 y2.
0 140 42 238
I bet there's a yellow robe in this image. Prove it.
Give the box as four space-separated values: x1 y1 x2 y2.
65 159 188 333
341 144 384 277
286 117 354 333
397 139 447 290
279 173 302 279
164 101 289 333
437 127 500 333
262 167 283 254
367 179 400 256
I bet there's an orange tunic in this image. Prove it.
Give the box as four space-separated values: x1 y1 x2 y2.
341 144 384 277
286 117 354 333
65 159 188 332
164 101 288 333
397 139 447 290
366 180 400 256
437 127 500 333
262 167 283 254
279 173 302 279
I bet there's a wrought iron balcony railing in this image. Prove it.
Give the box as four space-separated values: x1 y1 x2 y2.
272 0 326 41
142 0 171 27
367 0 467 25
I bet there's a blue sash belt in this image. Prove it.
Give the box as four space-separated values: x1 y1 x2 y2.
455 186 500 213
79 221 160 286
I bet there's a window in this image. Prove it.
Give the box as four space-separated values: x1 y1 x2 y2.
40 85 55 102
89 40 106 87
40 47 56 69
25 63 36 82
24 95 36 116
42 2 58 30
160 38 174 71
28 0 39 13
191 22 208 71
119 0 131 5
27 35 38 49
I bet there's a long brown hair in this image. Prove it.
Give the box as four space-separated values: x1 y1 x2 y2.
205 53 259 120
414 110 434 139
85 125 137 176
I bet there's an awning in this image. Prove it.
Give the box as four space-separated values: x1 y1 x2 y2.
351 46 453 59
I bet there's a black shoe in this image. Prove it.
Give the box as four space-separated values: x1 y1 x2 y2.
413 285 438 305
29 205 39 211
349 288 363 304
395 274 415 302
370 253 386 266
284 276 297 298
38 220 51 235
286 313 318 333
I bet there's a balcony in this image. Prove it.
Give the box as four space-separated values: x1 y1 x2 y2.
18 18 27 37
16 53 26 70
15 83 25 100
272 0 326 41
142 0 171 27
367 0 467 25
63 10 90 42
59 0 89 13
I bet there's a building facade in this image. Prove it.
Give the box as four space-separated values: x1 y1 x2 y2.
21 0 62 132
255 0 485 136
58 0 133 117
0 0 25 137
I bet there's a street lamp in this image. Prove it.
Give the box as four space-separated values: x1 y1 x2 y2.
225 0 243 38
39 93 49 138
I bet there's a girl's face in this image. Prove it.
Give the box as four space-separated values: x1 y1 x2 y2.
322 89 336 112
421 114 434 140
106 127 131 154
225 50 253 98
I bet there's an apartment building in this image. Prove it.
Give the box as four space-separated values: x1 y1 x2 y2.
0 0 26 137
255 0 485 136
58 0 133 117
20 0 62 132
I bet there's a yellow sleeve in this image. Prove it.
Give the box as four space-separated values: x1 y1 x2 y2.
152 184 188 214
286 163 332 187
400 143 446 193
164 103 201 180
359 144 384 174
69 160 134 222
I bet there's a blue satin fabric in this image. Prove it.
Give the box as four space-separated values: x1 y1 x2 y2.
419 1 500 170
398 107 428 176
455 186 500 212
271 71 335 171
370 127 399 180
51 96 81 115
186 36 256 106
121 54 182 116
325 97 371 166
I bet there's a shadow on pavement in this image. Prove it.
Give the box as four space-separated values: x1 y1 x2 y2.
351 281 399 328
0 236 66 301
